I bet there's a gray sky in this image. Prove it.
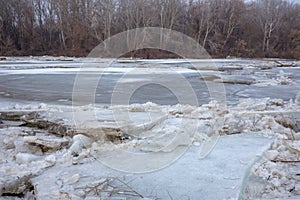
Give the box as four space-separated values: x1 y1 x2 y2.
289 0 300 4
281 0 299 4
247 0 300 4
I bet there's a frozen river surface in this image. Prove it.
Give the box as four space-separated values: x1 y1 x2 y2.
0 57 299 106
0 57 300 199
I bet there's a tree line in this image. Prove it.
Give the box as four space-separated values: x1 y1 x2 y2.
0 0 300 58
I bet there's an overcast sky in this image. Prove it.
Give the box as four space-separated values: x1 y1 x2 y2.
287 0 300 3
247 0 300 4
279 0 299 4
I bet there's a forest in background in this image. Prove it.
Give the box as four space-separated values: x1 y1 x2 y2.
0 0 300 59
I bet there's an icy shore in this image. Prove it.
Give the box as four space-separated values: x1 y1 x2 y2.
1 57 300 199
0 97 299 199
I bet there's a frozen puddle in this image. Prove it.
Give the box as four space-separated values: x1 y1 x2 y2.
32 134 273 200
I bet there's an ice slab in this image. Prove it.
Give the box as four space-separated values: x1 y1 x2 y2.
32 133 274 199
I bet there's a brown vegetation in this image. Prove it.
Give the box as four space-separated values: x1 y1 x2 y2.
0 0 299 58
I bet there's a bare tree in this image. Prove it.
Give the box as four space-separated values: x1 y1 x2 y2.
0 0 299 58
219 0 244 54
255 0 284 53
189 0 218 49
